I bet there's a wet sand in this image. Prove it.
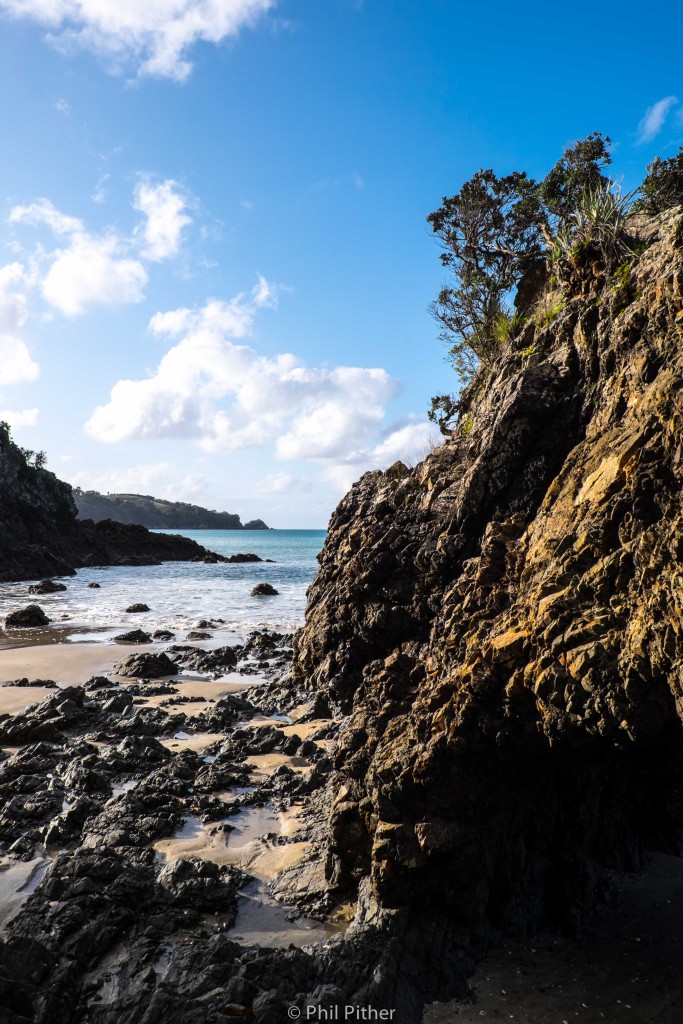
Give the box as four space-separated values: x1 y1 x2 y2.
154 803 309 881
423 853 683 1024
0 685 56 715
0 642 154 685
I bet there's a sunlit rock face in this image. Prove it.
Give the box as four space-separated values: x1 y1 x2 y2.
294 208 683 931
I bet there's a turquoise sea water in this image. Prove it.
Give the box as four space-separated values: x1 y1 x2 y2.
0 530 327 636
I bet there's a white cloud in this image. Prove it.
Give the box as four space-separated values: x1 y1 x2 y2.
636 96 678 145
70 461 210 501
0 407 38 428
0 262 40 385
10 196 148 316
321 421 436 495
10 198 82 236
85 283 403 471
133 179 192 261
0 0 275 81
257 472 312 494
43 235 148 315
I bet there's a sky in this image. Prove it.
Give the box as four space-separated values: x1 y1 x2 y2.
0 1 681 528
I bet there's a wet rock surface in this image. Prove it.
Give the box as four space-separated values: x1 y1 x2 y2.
252 583 279 596
0 632 457 1024
27 580 67 595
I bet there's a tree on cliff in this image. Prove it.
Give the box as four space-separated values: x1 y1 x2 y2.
427 134 615 432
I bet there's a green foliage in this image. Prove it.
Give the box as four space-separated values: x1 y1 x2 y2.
426 131 673 424
533 296 565 328
428 393 460 436
427 169 544 384
612 262 632 290
460 413 473 437
0 420 47 469
635 148 683 214
539 132 612 228
555 181 635 265
492 309 525 345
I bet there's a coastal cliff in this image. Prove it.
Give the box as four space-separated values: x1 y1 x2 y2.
0 427 226 582
293 207 683 931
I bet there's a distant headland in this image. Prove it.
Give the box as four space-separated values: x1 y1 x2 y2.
73 488 270 531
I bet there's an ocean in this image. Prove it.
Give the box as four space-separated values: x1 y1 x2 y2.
0 529 327 639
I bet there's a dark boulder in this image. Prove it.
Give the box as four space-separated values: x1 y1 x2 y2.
125 602 150 613
114 629 152 644
251 583 279 596
112 652 178 678
5 604 51 628
28 579 67 594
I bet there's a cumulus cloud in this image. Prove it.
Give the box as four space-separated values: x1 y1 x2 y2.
320 421 436 495
133 179 192 261
10 196 152 316
0 0 274 80
85 283 403 472
0 262 40 386
70 461 210 501
0 407 38 428
636 96 678 144
43 235 147 316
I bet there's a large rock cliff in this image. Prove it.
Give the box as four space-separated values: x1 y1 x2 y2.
294 208 683 933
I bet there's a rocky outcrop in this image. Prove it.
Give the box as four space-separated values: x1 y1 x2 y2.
0 430 230 582
293 208 683 933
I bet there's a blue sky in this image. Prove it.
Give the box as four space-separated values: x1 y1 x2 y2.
0 0 681 527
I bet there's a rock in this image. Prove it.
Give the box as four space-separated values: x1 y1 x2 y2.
112 652 178 678
5 604 51 627
153 629 176 640
87 581 100 588
3 677 58 688
251 583 279 596
186 630 212 640
167 645 239 673
227 553 262 563
292 206 683 930
28 579 67 594
125 602 150 613
114 629 153 644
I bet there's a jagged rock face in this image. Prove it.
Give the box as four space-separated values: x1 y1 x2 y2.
294 208 683 930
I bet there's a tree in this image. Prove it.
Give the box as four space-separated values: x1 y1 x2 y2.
539 132 612 231
428 394 460 436
636 148 683 213
427 134 615 398
427 169 543 384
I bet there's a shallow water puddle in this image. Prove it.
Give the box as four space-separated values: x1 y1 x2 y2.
160 731 224 754
231 881 343 948
153 800 308 882
0 852 51 931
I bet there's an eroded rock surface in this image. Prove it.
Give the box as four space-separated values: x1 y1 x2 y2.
293 208 683 930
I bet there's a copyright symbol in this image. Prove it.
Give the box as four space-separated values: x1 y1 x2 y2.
288 1008 300 1019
